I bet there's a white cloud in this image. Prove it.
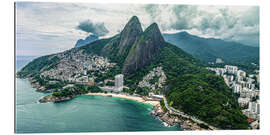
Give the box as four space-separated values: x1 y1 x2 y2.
16 2 259 56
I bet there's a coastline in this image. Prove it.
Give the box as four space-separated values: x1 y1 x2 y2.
19 77 201 130
84 93 203 130
85 92 160 106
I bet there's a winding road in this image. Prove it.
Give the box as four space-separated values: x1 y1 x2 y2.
163 96 218 130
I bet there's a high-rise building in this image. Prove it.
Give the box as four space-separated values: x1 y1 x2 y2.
233 84 242 93
225 65 238 74
216 58 223 64
237 70 246 78
249 102 259 114
115 74 124 92
88 78 95 86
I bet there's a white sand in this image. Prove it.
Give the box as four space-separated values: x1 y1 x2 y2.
85 93 160 106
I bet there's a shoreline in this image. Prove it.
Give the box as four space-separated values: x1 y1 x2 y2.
18 78 200 130
85 92 160 106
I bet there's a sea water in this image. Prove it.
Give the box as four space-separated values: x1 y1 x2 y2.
15 56 180 133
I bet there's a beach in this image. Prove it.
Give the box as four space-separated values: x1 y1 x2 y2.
85 93 160 106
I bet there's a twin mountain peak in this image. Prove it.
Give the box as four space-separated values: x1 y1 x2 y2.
101 16 166 75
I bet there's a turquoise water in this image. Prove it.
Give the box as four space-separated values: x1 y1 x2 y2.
15 56 180 133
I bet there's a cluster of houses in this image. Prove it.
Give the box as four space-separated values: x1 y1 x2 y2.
207 65 260 129
138 67 167 91
40 49 165 100
41 50 116 85
137 67 166 100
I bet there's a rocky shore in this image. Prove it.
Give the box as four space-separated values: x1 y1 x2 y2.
39 94 77 103
153 104 207 130
22 77 76 103
27 78 48 92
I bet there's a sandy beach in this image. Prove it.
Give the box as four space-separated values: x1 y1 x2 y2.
85 93 160 106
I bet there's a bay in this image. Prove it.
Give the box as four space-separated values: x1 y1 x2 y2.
15 56 180 133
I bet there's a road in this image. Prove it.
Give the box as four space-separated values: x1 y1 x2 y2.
163 96 218 130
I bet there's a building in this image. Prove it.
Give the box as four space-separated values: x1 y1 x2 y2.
229 75 234 82
88 77 95 86
238 97 249 107
83 70 87 75
63 84 74 89
225 65 238 74
257 104 260 114
115 74 124 92
237 70 246 78
216 58 223 64
100 86 115 92
233 84 242 93
149 92 164 100
249 102 259 114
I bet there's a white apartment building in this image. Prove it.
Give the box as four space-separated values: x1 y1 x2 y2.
249 102 260 114
238 97 250 107
237 70 246 78
233 84 242 93
115 74 124 92
225 65 238 74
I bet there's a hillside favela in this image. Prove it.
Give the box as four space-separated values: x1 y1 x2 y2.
15 3 260 133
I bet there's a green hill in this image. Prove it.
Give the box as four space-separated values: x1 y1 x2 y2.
163 32 259 65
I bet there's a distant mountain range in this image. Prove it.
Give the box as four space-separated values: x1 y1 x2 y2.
75 29 259 66
74 34 99 48
18 16 249 129
163 32 259 65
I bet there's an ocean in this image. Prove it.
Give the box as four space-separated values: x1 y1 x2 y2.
15 56 180 133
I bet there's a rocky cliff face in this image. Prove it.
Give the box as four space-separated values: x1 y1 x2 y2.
123 23 165 74
101 16 143 57
117 16 143 56
101 16 166 75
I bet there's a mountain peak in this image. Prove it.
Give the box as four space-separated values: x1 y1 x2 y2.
121 16 142 35
123 22 165 75
178 31 189 35
142 22 165 46
74 34 99 48
145 23 158 32
117 16 143 56
129 16 140 23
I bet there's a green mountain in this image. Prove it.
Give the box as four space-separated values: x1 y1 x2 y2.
17 16 248 129
163 32 259 65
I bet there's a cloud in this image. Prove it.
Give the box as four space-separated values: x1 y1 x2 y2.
16 2 259 56
143 5 259 46
76 20 109 36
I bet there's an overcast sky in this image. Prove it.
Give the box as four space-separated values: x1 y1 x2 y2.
16 2 259 56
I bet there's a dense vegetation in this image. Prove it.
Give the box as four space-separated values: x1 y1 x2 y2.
149 76 159 84
81 38 111 56
124 43 249 129
52 84 102 97
32 75 65 90
89 65 121 83
17 55 60 77
166 74 248 129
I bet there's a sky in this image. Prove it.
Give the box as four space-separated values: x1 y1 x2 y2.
16 2 259 56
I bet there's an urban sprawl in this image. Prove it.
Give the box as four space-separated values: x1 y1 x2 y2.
207 65 259 129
